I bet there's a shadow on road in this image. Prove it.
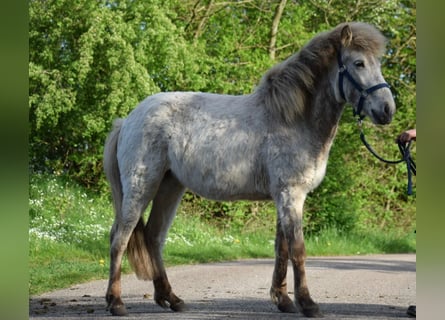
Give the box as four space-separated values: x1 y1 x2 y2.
206 257 416 273
30 295 410 319
306 258 416 273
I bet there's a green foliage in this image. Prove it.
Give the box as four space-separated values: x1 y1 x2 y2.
29 173 113 254
29 0 203 188
182 192 276 232
29 1 415 241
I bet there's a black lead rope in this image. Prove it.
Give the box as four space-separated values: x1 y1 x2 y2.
358 122 416 195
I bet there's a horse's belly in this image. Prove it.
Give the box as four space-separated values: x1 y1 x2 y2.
169 152 270 201
190 184 271 202
175 167 271 201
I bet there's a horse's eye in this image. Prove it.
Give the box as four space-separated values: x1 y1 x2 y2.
354 60 365 68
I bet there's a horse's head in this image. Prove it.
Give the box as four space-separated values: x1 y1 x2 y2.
335 24 395 125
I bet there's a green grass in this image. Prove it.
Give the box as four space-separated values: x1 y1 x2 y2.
305 227 416 256
29 236 109 294
29 173 415 295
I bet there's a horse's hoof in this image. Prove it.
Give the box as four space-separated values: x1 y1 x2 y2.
170 299 187 312
155 293 186 312
106 295 128 316
277 295 298 313
301 304 323 318
278 302 298 313
110 304 128 316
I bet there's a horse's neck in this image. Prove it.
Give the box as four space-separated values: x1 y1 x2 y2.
307 79 345 147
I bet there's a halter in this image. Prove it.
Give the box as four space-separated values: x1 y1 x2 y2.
337 51 390 120
337 50 416 196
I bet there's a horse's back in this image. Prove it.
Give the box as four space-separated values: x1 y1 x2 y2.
118 91 272 201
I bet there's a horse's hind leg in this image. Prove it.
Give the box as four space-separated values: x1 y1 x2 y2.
106 175 162 316
106 202 148 316
145 171 186 312
106 220 133 316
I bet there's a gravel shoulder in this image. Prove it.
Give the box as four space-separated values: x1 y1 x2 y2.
30 254 416 319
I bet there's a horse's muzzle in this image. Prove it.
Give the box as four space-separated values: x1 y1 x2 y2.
371 102 395 125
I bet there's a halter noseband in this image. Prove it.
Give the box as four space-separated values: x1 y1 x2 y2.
337 51 390 120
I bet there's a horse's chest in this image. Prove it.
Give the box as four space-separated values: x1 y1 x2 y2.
310 159 328 190
274 149 329 192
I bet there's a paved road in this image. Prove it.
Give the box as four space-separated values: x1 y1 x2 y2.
30 254 416 319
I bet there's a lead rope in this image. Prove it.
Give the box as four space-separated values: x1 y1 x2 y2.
358 120 416 195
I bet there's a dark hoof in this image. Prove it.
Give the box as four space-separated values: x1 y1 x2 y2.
271 287 297 313
106 295 128 316
155 292 186 312
277 295 298 313
110 303 128 316
301 304 323 318
170 299 187 312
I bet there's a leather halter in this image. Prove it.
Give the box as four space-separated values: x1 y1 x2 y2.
337 51 390 120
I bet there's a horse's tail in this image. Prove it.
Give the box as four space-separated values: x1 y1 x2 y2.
104 119 156 281
104 119 124 222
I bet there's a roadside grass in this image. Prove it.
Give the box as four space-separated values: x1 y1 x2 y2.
304 227 416 256
29 173 415 295
29 236 110 294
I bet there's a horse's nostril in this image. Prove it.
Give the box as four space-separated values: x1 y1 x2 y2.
384 103 390 115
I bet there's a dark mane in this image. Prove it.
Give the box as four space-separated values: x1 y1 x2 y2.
254 22 387 125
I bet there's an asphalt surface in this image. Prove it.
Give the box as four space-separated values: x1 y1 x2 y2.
29 254 416 319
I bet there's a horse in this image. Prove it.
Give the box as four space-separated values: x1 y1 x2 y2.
103 22 395 317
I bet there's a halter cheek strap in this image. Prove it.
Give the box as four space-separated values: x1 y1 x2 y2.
337 52 390 120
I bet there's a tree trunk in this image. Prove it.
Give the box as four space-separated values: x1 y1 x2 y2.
194 0 215 41
269 0 287 60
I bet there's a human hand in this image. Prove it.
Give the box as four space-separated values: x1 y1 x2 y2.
396 129 416 143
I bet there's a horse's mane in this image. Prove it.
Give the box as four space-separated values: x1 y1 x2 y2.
254 22 387 125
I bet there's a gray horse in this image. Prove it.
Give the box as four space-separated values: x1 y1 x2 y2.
104 22 395 317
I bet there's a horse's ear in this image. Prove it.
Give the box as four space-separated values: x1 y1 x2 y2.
340 25 352 47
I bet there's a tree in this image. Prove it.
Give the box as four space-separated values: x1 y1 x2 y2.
29 0 205 188
29 0 415 233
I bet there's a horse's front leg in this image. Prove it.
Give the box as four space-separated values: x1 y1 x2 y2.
274 188 322 318
270 219 298 313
